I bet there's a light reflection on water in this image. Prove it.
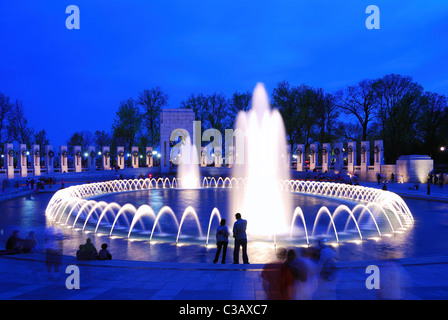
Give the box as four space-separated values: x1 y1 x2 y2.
0 190 447 264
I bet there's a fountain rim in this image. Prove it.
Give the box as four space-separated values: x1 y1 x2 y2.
45 177 414 247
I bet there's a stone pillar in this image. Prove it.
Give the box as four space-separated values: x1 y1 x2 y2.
146 147 153 167
4 143 14 179
18 144 28 178
373 140 384 173
309 143 318 171
131 146 139 168
59 146 68 174
102 146 111 170
73 146 82 173
360 141 370 180
333 142 343 173
88 146 96 171
214 146 222 167
31 145 41 176
226 146 235 168
201 147 207 167
347 141 357 174
296 144 305 171
322 143 330 173
45 145 54 174
117 147 125 169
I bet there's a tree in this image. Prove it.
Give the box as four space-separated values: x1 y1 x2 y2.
7 99 34 147
271 81 317 155
67 131 93 154
416 92 447 156
335 79 379 142
137 87 168 148
33 130 50 147
180 93 209 128
312 88 338 146
204 92 229 133
94 130 111 150
0 92 12 145
374 74 423 163
111 98 142 153
228 91 252 128
334 121 364 143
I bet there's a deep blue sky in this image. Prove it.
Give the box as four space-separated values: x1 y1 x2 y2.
1 1 447 147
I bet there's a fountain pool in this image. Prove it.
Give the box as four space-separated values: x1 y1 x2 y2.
2 181 447 263
44 178 413 257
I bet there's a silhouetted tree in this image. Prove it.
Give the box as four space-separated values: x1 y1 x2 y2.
374 74 423 163
94 130 111 151
272 81 317 155
111 98 142 153
138 87 168 148
335 79 379 142
7 99 34 148
0 92 12 145
416 91 448 157
33 130 50 147
228 91 252 128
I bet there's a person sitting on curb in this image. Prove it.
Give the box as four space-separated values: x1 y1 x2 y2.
98 243 112 260
76 238 98 260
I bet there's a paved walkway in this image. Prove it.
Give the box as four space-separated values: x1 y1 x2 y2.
0 178 447 301
362 180 448 203
1 251 448 300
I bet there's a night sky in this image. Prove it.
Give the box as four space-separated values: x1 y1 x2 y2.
1 1 447 147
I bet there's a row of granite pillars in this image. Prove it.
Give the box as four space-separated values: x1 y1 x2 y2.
3 143 153 179
295 140 384 178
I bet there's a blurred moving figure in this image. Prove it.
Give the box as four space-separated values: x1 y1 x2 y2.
295 247 319 300
261 248 287 300
377 259 408 300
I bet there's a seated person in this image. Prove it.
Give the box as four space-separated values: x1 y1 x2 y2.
5 230 24 253
22 231 37 253
76 245 88 260
98 243 112 260
77 238 98 260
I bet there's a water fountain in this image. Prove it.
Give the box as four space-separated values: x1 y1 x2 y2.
231 83 292 237
176 135 200 189
45 178 414 249
45 83 414 259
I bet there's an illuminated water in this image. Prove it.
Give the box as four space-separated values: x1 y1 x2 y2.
1 190 447 263
231 83 292 236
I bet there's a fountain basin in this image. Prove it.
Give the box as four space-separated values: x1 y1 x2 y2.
46 178 413 248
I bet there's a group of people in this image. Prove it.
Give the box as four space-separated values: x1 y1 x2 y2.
76 238 112 261
428 173 446 188
213 212 249 264
212 210 339 302
261 240 337 300
25 177 57 191
5 213 339 298
3 230 37 254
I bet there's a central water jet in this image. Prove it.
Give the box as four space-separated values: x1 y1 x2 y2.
177 135 200 189
231 83 292 237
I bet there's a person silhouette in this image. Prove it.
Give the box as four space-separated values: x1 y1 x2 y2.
232 213 249 264
213 219 229 264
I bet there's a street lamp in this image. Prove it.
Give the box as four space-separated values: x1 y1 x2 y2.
441 146 446 152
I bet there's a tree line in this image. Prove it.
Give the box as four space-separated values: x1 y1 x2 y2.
1 73 447 164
